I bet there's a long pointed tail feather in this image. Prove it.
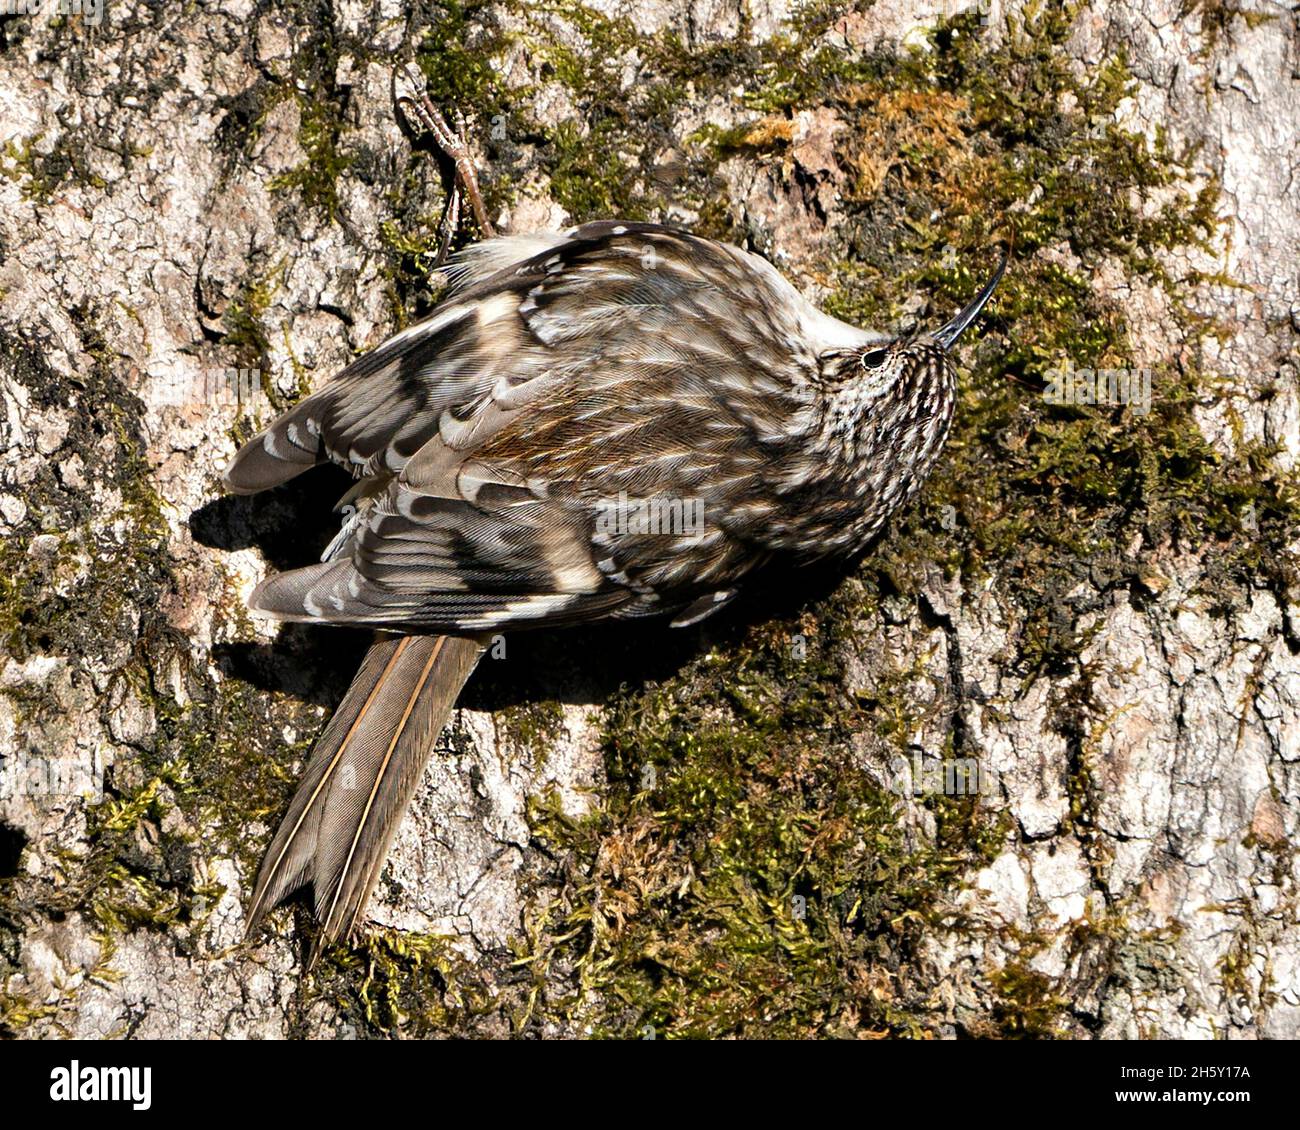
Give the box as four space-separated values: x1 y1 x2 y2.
246 633 485 965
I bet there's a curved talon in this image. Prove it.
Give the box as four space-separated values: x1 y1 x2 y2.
394 62 495 242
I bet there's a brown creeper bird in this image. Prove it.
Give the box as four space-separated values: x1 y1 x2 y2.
223 89 1005 963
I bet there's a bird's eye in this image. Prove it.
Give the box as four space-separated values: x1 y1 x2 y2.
860 347 890 370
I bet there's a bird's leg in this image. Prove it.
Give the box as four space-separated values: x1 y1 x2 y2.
435 181 463 267
395 62 496 261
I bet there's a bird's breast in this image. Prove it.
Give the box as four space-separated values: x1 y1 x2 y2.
750 354 958 559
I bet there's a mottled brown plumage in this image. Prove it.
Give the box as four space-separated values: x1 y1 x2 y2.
226 219 1005 963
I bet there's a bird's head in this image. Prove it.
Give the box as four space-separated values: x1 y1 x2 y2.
817 249 1008 396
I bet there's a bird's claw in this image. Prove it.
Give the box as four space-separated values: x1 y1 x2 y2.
393 61 495 256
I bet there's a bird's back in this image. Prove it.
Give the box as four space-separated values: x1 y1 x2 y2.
224 222 868 631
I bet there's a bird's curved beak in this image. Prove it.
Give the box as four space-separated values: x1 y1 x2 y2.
932 247 1008 350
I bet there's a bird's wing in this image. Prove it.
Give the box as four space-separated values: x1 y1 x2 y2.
228 222 818 631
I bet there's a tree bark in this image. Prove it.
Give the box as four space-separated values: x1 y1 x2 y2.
0 0 1296 1038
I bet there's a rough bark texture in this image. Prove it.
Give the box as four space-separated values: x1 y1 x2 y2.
1 0 1297 1038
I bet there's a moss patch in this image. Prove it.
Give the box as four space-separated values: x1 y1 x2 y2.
519 596 1004 1038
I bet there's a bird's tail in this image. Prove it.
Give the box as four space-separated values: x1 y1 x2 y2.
245 633 485 966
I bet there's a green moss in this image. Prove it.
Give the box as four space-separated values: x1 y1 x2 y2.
507 2 742 227
508 592 1003 1038
496 700 566 766
415 0 514 116
0 132 107 203
316 927 496 1035
267 97 355 223
1181 0 1277 60
990 962 1069 1037
260 2 356 222
378 216 451 324
810 4 1297 664
0 322 196 1030
207 1 368 226
219 258 289 408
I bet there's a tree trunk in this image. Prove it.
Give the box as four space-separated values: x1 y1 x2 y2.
1 0 1297 1038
